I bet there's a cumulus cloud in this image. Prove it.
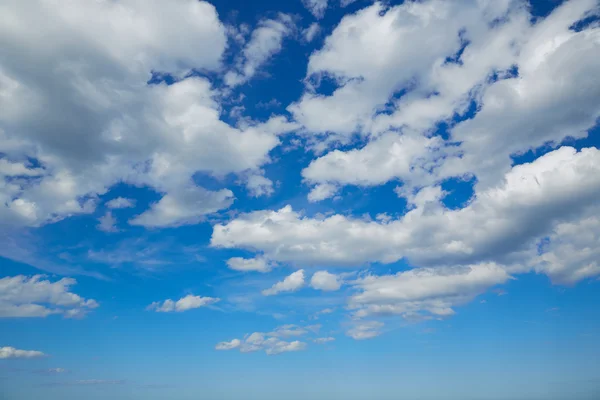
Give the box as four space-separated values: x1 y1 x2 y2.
0 275 98 318
294 0 600 201
533 214 600 285
313 337 335 344
212 147 600 285
147 294 219 313
226 257 275 273
215 339 241 350
225 14 295 87
303 23 321 42
346 321 383 340
0 346 46 359
262 270 306 296
216 326 310 355
349 263 512 320
310 271 342 291
0 0 298 230
303 0 328 19
129 186 234 228
97 211 118 233
105 197 135 209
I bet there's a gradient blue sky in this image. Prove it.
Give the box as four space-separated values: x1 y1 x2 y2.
1 0 600 399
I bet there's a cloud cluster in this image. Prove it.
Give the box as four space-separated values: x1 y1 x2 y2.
0 0 297 231
0 346 46 359
0 275 98 318
294 0 600 199
212 147 600 286
215 325 311 355
262 270 306 296
147 295 219 313
349 263 511 320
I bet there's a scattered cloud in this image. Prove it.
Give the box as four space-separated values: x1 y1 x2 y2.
97 211 118 233
147 295 219 313
349 264 511 320
105 197 136 209
216 331 307 355
0 275 98 318
0 346 46 359
225 14 295 86
346 321 384 340
303 0 328 19
262 270 306 296
227 257 275 273
313 337 335 344
310 271 342 291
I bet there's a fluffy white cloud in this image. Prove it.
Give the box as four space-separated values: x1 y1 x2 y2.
533 214 600 285
444 0 600 189
0 1 298 230
289 0 515 138
303 0 328 19
303 23 321 43
349 263 511 320
105 197 135 209
245 174 275 198
268 324 309 337
215 339 241 350
0 346 46 359
262 270 306 296
216 327 309 355
0 275 98 318
147 294 219 313
225 14 295 86
303 133 446 199
212 147 600 284
295 0 600 201
313 337 335 344
97 211 118 233
310 271 342 291
346 321 383 340
129 186 234 228
226 257 275 273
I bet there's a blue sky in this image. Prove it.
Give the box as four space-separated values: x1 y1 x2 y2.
1 0 600 399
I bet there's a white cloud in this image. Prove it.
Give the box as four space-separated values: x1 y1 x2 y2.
269 324 309 338
533 213 600 285
0 346 46 359
0 159 44 177
216 327 308 355
215 339 241 350
245 174 274 198
349 263 512 320
293 0 600 203
0 275 98 318
0 1 298 230
147 294 219 313
44 368 68 374
227 257 275 273
346 321 383 340
97 211 118 233
313 337 335 344
303 23 321 43
212 147 600 284
262 270 306 296
310 271 342 291
443 0 600 189
129 186 234 228
303 0 328 19
289 0 512 138
307 183 338 202
225 14 295 87
105 197 135 209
